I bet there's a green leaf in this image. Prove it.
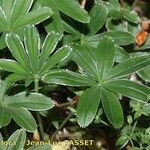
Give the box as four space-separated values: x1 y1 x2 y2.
10 107 37 132
2 0 13 23
0 7 7 32
115 46 130 63
0 107 11 127
7 92 54 111
40 31 60 68
52 0 90 23
24 26 40 73
108 55 150 79
0 80 9 97
0 32 7 50
101 88 124 128
103 31 134 46
88 4 107 35
73 45 98 79
121 9 139 24
0 59 27 74
41 46 72 72
6 73 28 83
62 20 80 36
7 129 26 150
96 36 115 79
42 69 97 86
138 66 150 82
12 7 53 30
87 31 134 47
77 86 101 127
11 0 33 25
5 33 30 70
104 80 150 102
45 0 63 33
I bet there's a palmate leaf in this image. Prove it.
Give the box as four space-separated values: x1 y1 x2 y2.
101 88 124 128
4 26 71 84
1 0 53 31
43 36 150 128
0 80 54 132
77 86 102 128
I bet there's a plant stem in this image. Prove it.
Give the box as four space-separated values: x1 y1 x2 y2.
51 112 73 141
34 79 45 140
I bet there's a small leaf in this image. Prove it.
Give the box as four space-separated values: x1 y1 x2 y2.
138 66 150 82
7 92 54 111
2 0 13 23
0 59 27 74
73 45 98 79
52 0 90 23
96 36 115 79
42 69 97 86
77 86 102 127
6 73 28 83
122 9 139 24
5 33 30 70
11 0 33 25
87 31 134 47
0 7 7 32
44 0 63 33
62 20 80 36
24 26 40 73
115 46 130 63
10 107 37 132
88 4 107 34
104 79 150 102
12 7 53 30
41 46 72 72
108 55 150 79
101 88 124 128
7 129 26 150
40 31 60 68
0 107 11 127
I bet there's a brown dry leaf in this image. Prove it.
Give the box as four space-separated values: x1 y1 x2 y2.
135 29 149 46
135 20 150 46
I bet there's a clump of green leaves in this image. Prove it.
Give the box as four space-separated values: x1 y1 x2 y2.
0 0 150 149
